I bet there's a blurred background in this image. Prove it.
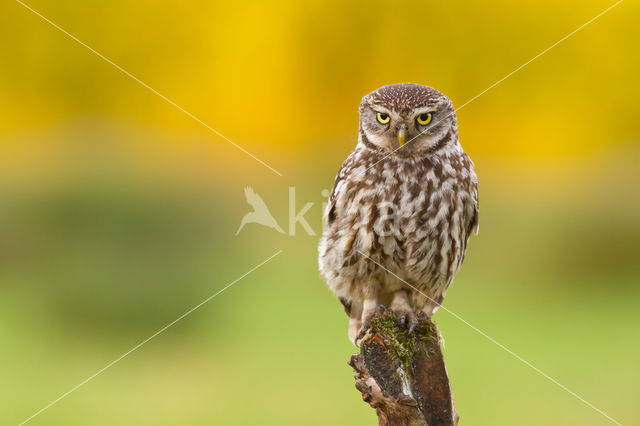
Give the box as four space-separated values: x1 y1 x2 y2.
1 0 639 425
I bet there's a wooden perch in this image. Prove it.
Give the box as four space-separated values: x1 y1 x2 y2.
348 309 459 426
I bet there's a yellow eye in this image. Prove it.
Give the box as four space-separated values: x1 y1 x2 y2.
376 112 390 124
417 113 432 125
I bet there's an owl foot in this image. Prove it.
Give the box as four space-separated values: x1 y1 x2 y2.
378 304 390 314
390 290 418 334
396 310 418 335
355 304 394 346
355 297 380 346
354 325 372 347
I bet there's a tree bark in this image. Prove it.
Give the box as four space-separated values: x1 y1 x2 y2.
348 309 459 426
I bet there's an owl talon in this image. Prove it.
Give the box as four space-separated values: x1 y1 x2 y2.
398 313 407 327
355 325 371 347
396 311 417 334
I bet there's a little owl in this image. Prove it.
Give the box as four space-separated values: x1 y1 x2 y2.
319 83 479 345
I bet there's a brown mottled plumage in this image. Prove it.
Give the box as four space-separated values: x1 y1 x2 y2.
318 83 479 345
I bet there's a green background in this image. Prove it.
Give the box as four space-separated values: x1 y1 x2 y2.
1 0 638 424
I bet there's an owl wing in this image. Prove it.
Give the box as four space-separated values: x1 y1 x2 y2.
467 185 479 237
464 170 479 242
326 151 357 225
458 152 479 265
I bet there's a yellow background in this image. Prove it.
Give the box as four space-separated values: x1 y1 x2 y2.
1 0 638 425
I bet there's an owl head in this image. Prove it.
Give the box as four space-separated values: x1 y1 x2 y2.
359 83 457 154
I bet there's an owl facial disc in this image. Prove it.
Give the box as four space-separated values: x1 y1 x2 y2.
358 83 456 154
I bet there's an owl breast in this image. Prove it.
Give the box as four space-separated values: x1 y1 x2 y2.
319 142 478 312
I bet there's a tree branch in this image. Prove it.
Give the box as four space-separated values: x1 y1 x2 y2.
348 309 459 426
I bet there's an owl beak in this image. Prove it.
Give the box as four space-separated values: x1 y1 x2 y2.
397 124 408 147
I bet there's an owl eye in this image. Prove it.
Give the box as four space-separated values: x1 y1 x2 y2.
417 113 432 125
376 112 390 124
